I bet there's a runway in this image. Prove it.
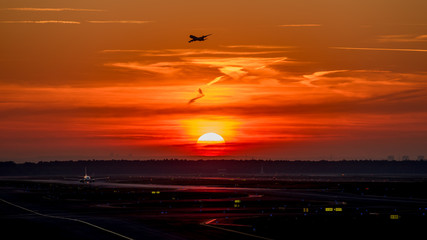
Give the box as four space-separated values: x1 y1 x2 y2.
0 198 134 240
1 176 426 239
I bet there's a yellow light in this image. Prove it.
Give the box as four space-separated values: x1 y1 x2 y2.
334 208 342 212
234 200 241 203
325 208 333 212
303 208 309 212
181 117 240 142
390 215 400 220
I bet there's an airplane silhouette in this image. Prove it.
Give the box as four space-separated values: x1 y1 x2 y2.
64 167 109 183
188 88 205 104
188 34 212 43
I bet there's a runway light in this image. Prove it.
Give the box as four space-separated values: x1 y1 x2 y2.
303 208 309 212
390 215 400 220
325 207 342 212
234 200 241 203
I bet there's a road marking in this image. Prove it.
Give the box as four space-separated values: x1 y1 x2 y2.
0 198 134 240
201 220 274 240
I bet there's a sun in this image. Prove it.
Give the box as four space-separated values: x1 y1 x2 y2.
197 132 225 144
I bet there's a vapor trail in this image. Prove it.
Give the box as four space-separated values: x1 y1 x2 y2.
207 76 225 86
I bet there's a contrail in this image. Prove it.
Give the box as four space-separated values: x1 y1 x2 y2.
206 76 225 86
188 76 225 104
188 88 205 104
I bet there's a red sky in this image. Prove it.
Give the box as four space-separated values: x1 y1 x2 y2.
1 0 427 161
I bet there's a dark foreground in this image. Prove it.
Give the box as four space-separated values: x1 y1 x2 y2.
1 176 427 239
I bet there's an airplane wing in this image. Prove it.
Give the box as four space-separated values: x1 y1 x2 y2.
93 177 110 181
189 35 197 39
202 34 212 38
64 177 81 181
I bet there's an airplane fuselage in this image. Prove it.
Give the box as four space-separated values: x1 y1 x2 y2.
188 34 211 43
80 175 95 183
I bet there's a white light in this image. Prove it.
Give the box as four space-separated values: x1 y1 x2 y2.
197 133 225 143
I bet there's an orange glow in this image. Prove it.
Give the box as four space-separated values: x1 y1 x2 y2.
1 1 427 161
181 118 240 143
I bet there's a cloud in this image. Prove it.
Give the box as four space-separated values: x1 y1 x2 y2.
224 45 293 49
218 66 247 79
279 24 322 27
106 62 180 74
183 56 286 104
0 20 80 24
184 56 286 81
102 48 285 56
102 48 289 105
105 50 288 88
185 57 287 70
87 20 151 24
378 34 427 42
296 69 427 98
3 8 105 12
0 20 151 25
301 70 348 87
331 47 427 53
101 50 146 53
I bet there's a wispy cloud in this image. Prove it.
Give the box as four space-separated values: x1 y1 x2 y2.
279 24 322 27
331 47 427 53
185 57 287 69
225 45 293 49
3 8 104 12
0 20 151 25
106 62 180 74
101 48 285 56
0 20 80 24
184 56 286 103
87 20 151 24
101 50 148 53
377 34 427 42
301 70 348 87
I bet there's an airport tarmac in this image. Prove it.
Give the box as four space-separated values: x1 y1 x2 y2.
1 176 426 239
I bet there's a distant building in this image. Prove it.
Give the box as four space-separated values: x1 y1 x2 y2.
417 155 425 161
387 155 395 161
402 155 410 161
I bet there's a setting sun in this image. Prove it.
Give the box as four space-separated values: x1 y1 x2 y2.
197 133 225 144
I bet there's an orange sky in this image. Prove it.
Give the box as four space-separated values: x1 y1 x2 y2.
1 0 427 161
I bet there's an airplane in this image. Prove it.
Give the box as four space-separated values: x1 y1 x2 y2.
65 167 109 183
188 34 212 43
